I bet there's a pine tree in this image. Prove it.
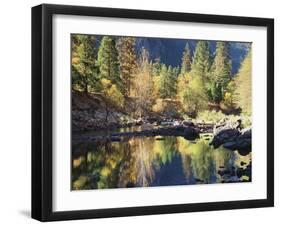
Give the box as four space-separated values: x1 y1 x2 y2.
181 43 192 75
116 37 137 98
71 34 99 93
159 65 177 98
191 41 211 79
209 41 232 103
235 49 252 114
184 40 211 112
173 66 180 78
168 66 177 97
97 36 121 89
152 58 161 77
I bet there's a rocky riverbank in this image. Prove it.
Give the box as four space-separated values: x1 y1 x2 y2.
72 91 214 132
73 125 200 144
73 118 251 156
209 119 251 155
72 92 251 154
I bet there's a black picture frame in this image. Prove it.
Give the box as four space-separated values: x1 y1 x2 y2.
32 3 274 222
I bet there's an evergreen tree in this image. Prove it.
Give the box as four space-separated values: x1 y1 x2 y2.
97 36 121 89
71 34 99 93
181 43 192 75
235 49 252 114
159 65 177 98
191 41 211 79
167 65 177 97
152 58 161 77
116 37 137 98
184 40 211 112
173 66 180 78
209 41 232 103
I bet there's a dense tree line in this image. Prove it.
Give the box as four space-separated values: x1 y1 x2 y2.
71 34 252 118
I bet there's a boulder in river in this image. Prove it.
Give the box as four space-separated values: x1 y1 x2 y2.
210 126 251 155
183 127 199 140
211 128 240 148
240 127 251 139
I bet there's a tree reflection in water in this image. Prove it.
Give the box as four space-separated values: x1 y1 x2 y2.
72 136 251 190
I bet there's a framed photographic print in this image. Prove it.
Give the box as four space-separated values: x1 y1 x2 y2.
32 4 274 221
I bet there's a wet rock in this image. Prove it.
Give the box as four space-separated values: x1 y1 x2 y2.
213 118 242 135
240 127 251 138
211 126 251 154
211 128 240 148
182 120 194 127
197 123 214 133
183 127 199 140
236 138 251 151
174 126 185 132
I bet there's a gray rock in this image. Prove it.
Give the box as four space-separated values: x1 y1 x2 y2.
213 119 243 135
236 138 251 152
183 127 199 140
240 127 251 138
211 128 240 148
182 120 194 127
211 126 251 155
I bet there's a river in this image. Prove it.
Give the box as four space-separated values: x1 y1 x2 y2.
72 128 251 190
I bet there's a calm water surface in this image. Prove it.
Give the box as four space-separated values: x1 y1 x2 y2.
72 130 251 190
